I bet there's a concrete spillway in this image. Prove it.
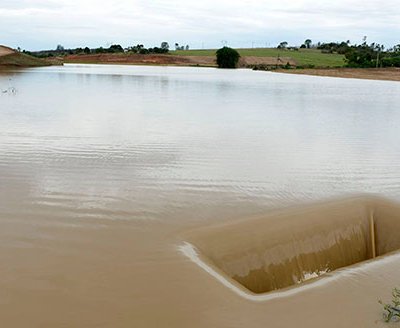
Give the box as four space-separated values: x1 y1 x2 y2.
182 196 400 296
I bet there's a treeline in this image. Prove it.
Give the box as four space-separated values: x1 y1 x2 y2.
26 42 171 58
343 43 400 68
318 41 400 67
278 39 400 68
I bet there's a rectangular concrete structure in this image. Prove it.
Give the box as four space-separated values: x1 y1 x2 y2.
184 196 400 295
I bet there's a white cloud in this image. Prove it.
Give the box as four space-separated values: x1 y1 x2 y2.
0 0 399 50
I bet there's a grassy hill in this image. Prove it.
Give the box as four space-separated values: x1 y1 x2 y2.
0 46 54 67
172 48 346 68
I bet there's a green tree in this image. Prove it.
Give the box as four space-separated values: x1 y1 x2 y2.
304 39 312 49
277 41 288 49
344 43 384 68
108 44 124 53
161 42 169 52
108 44 124 52
216 47 240 68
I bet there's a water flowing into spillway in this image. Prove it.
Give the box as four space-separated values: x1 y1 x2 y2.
183 196 400 295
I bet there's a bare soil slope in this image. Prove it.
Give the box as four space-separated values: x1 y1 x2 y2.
65 53 217 66
279 67 400 82
239 56 296 67
65 53 297 68
0 45 54 67
0 45 15 56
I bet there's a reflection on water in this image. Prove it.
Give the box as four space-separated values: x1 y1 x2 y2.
1 64 400 223
1 64 400 327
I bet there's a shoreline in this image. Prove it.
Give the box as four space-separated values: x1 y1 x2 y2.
276 67 400 82
63 53 296 69
64 53 217 67
64 59 400 82
63 52 399 82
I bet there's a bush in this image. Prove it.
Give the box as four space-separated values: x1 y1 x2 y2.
108 44 124 53
251 64 270 71
379 288 400 322
345 45 376 68
216 47 240 68
296 64 315 69
381 56 400 67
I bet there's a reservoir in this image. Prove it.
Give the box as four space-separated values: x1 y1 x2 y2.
1 64 400 327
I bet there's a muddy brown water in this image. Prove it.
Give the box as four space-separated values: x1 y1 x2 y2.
1 64 400 327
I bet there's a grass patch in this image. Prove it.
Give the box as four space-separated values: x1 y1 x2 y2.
0 53 52 67
380 288 400 322
172 48 346 68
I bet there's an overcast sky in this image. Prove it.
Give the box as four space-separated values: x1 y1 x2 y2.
1 0 399 51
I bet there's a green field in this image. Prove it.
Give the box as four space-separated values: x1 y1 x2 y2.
172 48 346 67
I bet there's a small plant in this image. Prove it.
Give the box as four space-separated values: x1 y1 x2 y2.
379 288 400 322
283 62 292 69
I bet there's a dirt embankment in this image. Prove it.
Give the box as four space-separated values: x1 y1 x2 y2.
64 53 297 68
278 67 400 82
65 53 217 67
239 56 295 67
0 45 15 57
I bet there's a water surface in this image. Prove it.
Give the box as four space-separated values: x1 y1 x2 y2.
1 64 400 327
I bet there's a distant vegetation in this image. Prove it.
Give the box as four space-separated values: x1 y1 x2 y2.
344 43 400 68
175 39 400 69
174 43 190 51
216 47 240 68
302 39 400 68
22 38 400 69
174 48 345 68
315 40 400 68
26 42 171 58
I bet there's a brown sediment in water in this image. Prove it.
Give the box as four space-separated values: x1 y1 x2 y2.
1 194 400 327
183 196 400 295
2 64 400 326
